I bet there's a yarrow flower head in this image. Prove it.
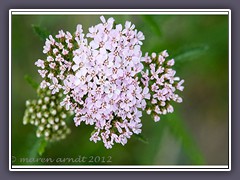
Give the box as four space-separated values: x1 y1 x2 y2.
61 16 147 148
141 51 184 122
25 16 184 149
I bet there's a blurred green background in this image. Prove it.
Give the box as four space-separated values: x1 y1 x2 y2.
11 14 229 165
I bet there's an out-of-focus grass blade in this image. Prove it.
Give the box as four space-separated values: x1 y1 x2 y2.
24 74 39 90
32 24 50 41
141 15 162 37
166 111 205 164
133 133 149 144
173 44 209 62
38 138 47 156
28 137 47 161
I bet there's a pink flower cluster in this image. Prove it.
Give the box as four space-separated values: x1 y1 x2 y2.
34 16 184 149
141 51 184 122
61 16 147 148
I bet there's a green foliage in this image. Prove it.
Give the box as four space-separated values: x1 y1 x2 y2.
38 138 47 156
24 74 39 90
166 111 205 164
173 44 209 62
133 133 149 144
141 15 162 37
32 24 50 41
28 137 47 159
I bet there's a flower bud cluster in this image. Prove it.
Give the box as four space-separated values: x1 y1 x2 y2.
141 51 184 122
23 89 71 141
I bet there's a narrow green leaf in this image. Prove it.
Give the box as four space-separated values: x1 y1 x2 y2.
173 44 209 62
166 112 205 164
141 15 162 37
27 136 47 160
133 133 149 144
32 24 50 41
38 138 47 156
24 75 39 90
27 134 41 159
